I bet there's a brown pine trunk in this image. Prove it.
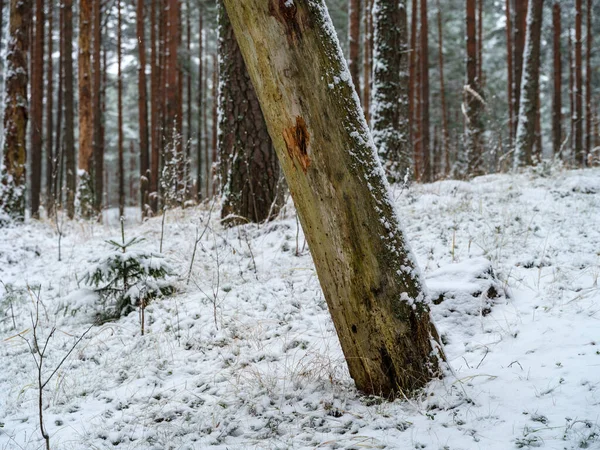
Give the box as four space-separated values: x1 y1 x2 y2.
204 46 210 197
514 0 544 168
218 1 282 224
0 0 32 222
185 0 192 200
54 3 64 204
569 30 574 157
513 0 528 139
420 0 431 182
222 0 444 397
437 1 450 176
585 0 592 161
211 52 218 196
409 0 419 177
30 0 44 219
363 0 372 124
150 0 159 212
78 0 93 217
93 0 103 212
348 0 362 101
45 4 54 215
64 0 76 218
196 5 203 201
117 0 124 217
477 0 483 84
465 0 485 177
575 0 584 165
552 2 562 158
137 0 149 214
414 29 422 180
505 0 514 146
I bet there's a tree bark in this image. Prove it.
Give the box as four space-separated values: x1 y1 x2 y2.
552 2 561 158
514 0 544 168
0 0 32 222
137 0 150 214
585 0 592 161
196 5 203 201
419 0 431 182
348 0 362 101
30 0 44 219
117 0 124 217
45 4 54 215
222 0 444 397
437 0 450 176
371 0 410 182
568 30 574 159
150 0 159 212
78 0 93 217
574 0 583 165
64 0 76 218
362 0 372 125
505 0 514 147
512 0 528 139
408 0 418 161
93 0 103 212
218 1 282 224
54 2 64 205
464 0 485 177
211 52 218 196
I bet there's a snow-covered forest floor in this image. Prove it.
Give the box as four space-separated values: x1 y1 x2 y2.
1 167 599 450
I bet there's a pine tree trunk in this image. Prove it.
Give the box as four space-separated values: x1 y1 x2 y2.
348 0 362 101
211 53 218 196
585 0 592 161
150 0 159 212
512 0 528 139
505 0 514 147
117 0 124 217
569 30 574 158
464 0 485 177
437 0 450 176
408 0 418 159
419 0 431 182
30 0 44 219
78 0 93 217
137 0 150 214
222 0 444 397
54 3 64 204
93 0 103 212
218 1 282 224
196 5 203 201
363 0 372 125
477 0 483 85
185 0 192 200
64 0 76 219
514 0 544 168
574 0 584 165
552 2 562 158
0 0 32 222
45 5 54 215
371 0 410 182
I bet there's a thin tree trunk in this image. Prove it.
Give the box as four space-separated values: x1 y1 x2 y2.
137 0 149 214
30 0 44 219
78 0 93 217
437 0 450 176
54 2 64 204
93 0 103 212
477 0 483 84
513 0 528 139
45 4 54 215
419 0 431 182
64 0 76 218
117 0 124 217
569 30 574 158
514 0 544 168
408 0 418 160
505 0 514 147
348 0 362 101
371 0 409 181
363 0 372 124
150 0 159 212
196 5 203 201
585 0 592 161
185 0 192 200
203 45 210 197
211 52 218 196
552 2 562 158
575 0 584 165
0 0 32 222
222 0 444 397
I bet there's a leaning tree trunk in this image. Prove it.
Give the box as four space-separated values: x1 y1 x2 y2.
514 0 544 169
0 0 32 223
218 2 282 224
222 0 444 397
371 0 410 182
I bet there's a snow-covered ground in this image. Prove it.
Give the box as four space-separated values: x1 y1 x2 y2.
1 167 599 450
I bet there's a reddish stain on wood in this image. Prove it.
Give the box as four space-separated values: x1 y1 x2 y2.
283 116 311 173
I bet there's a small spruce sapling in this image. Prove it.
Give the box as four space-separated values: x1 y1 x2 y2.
82 219 175 323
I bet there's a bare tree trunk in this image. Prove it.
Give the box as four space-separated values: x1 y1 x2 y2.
505 0 514 147
196 5 203 201
512 0 528 139
410 0 420 179
54 2 64 205
0 0 32 222
45 4 54 215
464 0 485 177
419 0 431 182
211 52 218 196
348 0 362 101
185 0 192 200
30 0 44 219
371 0 410 181
64 0 76 218
514 0 544 168
552 2 562 158
137 0 149 214
437 0 450 176
218 1 282 224
569 30 574 159
150 0 159 212
363 0 372 125
117 0 124 217
575 0 584 165
585 0 592 161
222 0 444 397
93 0 103 212
78 0 93 217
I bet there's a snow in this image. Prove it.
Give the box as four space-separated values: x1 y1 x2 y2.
1 168 600 449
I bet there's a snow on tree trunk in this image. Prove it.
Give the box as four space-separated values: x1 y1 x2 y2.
0 0 32 223
371 0 410 182
514 0 544 169
222 0 444 397
218 1 283 224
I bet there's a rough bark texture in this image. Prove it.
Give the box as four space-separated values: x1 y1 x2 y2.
222 0 444 397
574 0 583 165
464 0 485 177
93 0 103 212
0 0 32 222
137 0 149 214
371 0 410 182
30 0 44 219
218 2 283 224
512 0 528 139
150 0 159 212
45 5 54 215
419 0 431 182
64 0 76 218
363 0 372 125
552 2 561 158
348 0 362 101
78 0 93 217
514 0 544 168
